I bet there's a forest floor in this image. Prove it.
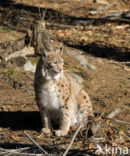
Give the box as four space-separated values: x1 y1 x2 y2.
0 0 130 155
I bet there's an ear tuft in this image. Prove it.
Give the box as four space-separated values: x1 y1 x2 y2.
41 44 48 58
56 45 63 54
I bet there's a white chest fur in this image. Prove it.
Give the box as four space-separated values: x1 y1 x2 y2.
41 84 60 110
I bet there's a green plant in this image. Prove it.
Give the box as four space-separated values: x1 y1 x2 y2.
29 57 39 65
0 69 16 76
0 26 12 32
75 67 91 80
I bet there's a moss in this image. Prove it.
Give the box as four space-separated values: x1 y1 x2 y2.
0 26 12 32
0 69 16 76
63 53 80 72
115 125 128 133
83 83 90 89
28 57 39 65
75 67 91 80
124 109 130 114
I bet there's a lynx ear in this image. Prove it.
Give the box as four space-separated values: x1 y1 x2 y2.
41 50 48 63
41 44 48 58
56 45 63 54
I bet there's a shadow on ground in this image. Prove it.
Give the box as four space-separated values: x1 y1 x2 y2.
64 41 130 62
0 111 42 131
0 142 97 156
0 0 89 27
0 0 129 62
0 142 60 155
0 0 129 31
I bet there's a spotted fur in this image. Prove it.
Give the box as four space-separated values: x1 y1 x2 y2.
34 52 93 136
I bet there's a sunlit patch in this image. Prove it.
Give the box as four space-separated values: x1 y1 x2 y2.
54 73 61 80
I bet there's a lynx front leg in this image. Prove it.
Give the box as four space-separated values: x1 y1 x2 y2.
40 108 52 134
55 102 71 136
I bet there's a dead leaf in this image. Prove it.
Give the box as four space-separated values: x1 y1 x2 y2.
94 116 102 122
11 135 20 141
89 143 94 149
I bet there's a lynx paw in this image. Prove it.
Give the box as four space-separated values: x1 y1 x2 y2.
55 130 68 137
42 128 51 134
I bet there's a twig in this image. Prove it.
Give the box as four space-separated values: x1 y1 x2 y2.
85 126 89 138
6 152 42 156
42 8 47 20
107 107 121 119
101 11 130 19
101 12 122 19
114 119 130 125
106 60 130 67
63 124 82 156
24 131 48 155
85 137 106 141
0 148 43 156
91 137 105 141
17 147 31 152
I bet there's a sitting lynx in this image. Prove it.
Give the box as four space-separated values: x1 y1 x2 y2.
34 49 93 136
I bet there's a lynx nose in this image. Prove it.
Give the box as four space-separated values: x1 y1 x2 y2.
53 69 61 74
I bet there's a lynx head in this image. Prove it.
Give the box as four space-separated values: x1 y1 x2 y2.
41 47 64 80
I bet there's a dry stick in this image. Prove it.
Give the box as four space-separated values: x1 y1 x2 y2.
106 108 130 125
4 46 35 61
24 131 48 155
107 107 121 119
42 8 47 20
105 59 130 67
114 119 130 125
0 148 43 156
3 149 20 156
92 108 122 136
6 147 32 156
63 124 82 156
6 152 36 156
6 151 42 156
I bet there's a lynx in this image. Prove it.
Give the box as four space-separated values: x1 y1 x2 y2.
34 49 93 136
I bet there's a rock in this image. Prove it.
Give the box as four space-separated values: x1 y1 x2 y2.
86 64 96 70
23 60 36 73
66 49 88 66
124 66 130 72
66 49 96 70
71 73 84 83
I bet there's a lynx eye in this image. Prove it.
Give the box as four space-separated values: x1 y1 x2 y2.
46 64 52 69
51 61 57 65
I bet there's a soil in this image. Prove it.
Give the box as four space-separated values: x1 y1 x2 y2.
0 0 130 155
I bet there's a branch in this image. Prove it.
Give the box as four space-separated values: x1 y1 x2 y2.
0 147 43 156
114 119 130 125
63 124 82 156
107 107 121 119
101 11 130 19
4 46 35 62
24 131 48 155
